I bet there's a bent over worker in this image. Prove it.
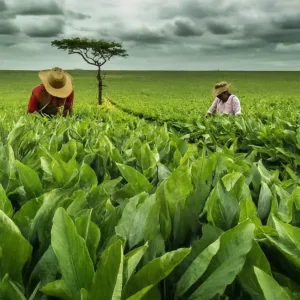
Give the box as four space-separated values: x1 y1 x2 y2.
206 81 241 116
27 67 74 117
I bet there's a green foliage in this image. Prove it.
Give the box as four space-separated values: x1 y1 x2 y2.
51 38 128 67
0 70 300 299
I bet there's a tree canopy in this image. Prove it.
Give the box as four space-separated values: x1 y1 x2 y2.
51 37 128 67
51 37 128 104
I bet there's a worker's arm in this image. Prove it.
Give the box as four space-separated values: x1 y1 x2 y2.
206 98 218 117
27 91 39 113
232 96 242 115
63 91 74 117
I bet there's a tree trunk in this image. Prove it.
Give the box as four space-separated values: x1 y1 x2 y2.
97 65 103 105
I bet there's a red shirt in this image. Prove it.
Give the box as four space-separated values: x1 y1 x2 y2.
28 84 74 115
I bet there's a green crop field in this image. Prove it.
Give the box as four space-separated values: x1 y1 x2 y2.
0 70 300 300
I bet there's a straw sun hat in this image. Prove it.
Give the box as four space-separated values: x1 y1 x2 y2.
213 81 231 98
38 67 73 98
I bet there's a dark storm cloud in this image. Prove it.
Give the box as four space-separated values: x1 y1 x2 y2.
65 10 91 20
160 1 217 20
272 13 300 30
8 1 89 21
23 17 65 38
2 0 300 70
1 42 17 48
15 1 64 16
156 0 300 51
261 29 300 44
116 18 203 45
0 21 20 35
121 27 171 44
241 21 300 46
0 0 7 11
207 21 234 35
173 19 203 37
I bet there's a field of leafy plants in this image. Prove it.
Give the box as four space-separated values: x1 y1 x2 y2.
0 70 300 300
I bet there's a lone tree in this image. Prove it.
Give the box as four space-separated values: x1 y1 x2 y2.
51 37 128 105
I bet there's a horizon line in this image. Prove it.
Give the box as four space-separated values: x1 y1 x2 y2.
0 69 300 72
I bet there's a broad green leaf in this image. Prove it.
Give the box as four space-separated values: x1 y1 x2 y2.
210 152 232 186
251 164 262 192
157 163 193 240
0 274 26 300
257 160 278 185
123 248 190 299
28 246 59 292
158 182 172 240
174 148 182 166
52 158 79 188
275 185 293 223
85 184 109 214
156 163 193 217
139 143 157 175
13 197 43 239
238 241 272 300
189 221 255 300
89 240 123 300
116 163 152 194
28 282 41 300
78 163 98 191
292 187 300 210
129 194 159 249
264 216 300 271
28 189 71 248
7 117 26 145
40 156 53 182
80 288 89 300
116 193 159 249
239 198 262 226
273 272 300 294
67 190 89 217
141 286 161 300
285 166 299 183
258 182 272 220
173 157 215 244
0 210 32 283
177 224 223 278
205 180 240 230
124 243 149 283
0 184 13 217
174 158 215 245
157 164 171 182
15 160 43 199
141 232 165 266
57 139 78 162
267 193 279 227
227 174 252 203
254 267 291 300
126 285 154 300
222 172 243 192
176 239 220 297
115 193 147 242
102 177 122 194
5 145 19 195
75 210 101 264
41 280 72 300
51 208 94 300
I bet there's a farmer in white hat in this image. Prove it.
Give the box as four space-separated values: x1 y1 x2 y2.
206 81 241 116
27 67 74 117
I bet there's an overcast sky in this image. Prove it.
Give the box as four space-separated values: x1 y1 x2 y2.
1 0 300 70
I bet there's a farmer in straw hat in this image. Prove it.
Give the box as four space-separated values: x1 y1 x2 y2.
27 67 74 117
206 81 241 116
